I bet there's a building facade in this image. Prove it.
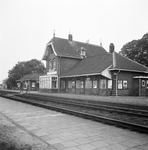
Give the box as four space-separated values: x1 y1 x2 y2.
39 34 148 96
17 73 42 91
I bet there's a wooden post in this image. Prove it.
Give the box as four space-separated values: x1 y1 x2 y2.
116 73 118 96
139 78 141 96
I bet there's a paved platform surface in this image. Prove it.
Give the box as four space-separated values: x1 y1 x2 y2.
0 96 148 150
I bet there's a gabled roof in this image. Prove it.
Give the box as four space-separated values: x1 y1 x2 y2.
43 35 148 78
17 73 43 82
110 52 148 72
60 52 148 78
43 37 108 60
60 53 112 77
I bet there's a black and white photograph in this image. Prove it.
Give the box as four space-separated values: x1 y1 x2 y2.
0 0 148 149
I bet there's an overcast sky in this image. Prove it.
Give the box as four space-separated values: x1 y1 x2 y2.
0 0 148 83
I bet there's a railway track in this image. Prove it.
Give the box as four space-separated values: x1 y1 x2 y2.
0 90 148 134
16 93 148 118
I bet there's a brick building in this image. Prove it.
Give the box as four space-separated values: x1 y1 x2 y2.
39 34 148 96
17 73 42 91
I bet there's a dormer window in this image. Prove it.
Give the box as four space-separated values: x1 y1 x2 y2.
80 50 86 56
80 47 86 58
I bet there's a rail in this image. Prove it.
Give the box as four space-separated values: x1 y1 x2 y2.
0 90 148 134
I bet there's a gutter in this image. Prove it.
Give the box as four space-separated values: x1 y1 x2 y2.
60 73 101 78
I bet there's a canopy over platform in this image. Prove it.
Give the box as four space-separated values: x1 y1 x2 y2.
133 76 148 79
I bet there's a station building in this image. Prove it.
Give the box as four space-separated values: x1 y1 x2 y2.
39 34 148 96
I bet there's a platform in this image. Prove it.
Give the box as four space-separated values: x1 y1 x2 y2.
0 96 148 150
2 89 148 106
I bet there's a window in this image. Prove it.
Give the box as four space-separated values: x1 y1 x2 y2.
80 47 86 57
100 79 106 89
60 81 65 89
76 80 81 88
123 80 127 89
142 80 145 87
45 77 50 89
81 81 84 88
85 78 92 89
80 50 86 56
49 61 52 70
147 80 148 89
108 80 112 89
118 80 122 89
52 58 56 70
32 82 35 88
72 81 75 87
68 81 72 88
93 80 97 88
39 76 50 89
52 77 57 88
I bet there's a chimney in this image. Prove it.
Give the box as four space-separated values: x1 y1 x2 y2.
113 51 116 68
109 43 116 68
109 43 114 53
53 29 55 37
100 38 102 47
68 34 73 42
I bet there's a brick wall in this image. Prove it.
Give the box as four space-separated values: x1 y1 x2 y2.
111 71 146 96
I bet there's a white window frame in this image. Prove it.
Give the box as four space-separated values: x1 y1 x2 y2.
81 50 86 56
52 77 58 89
118 80 123 89
93 80 97 89
146 80 148 89
123 80 127 89
108 80 112 89
142 80 145 87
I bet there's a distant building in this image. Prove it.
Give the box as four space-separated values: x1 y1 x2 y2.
17 73 43 91
39 34 148 96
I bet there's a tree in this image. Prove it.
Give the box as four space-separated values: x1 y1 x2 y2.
7 59 46 89
119 33 148 67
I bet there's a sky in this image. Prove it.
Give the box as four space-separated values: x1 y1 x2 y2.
0 0 148 84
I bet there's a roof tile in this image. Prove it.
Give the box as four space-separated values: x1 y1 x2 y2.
43 37 107 60
110 52 148 72
61 53 112 77
17 73 43 81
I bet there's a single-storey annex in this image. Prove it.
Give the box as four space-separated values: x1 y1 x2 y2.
39 34 148 96
17 73 43 91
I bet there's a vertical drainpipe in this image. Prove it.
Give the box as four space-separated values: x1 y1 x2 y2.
58 56 61 93
113 51 116 96
139 78 141 96
115 70 120 96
